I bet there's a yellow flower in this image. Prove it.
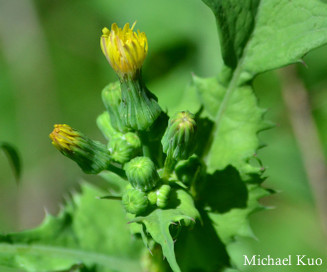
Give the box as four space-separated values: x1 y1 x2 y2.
50 124 80 152
100 22 148 77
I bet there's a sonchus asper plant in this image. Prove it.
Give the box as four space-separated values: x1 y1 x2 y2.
1 1 327 271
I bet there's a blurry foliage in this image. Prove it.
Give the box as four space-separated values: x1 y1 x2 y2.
0 0 326 271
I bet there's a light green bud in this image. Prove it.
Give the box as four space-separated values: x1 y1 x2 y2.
108 132 141 164
156 184 171 208
147 190 157 205
96 111 120 140
161 111 197 160
102 82 128 132
124 156 159 192
122 188 149 215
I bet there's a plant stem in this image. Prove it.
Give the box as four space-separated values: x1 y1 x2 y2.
162 155 177 181
279 65 327 239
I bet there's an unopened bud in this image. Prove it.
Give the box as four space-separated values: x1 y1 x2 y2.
156 184 171 208
124 156 159 192
102 82 128 132
108 132 141 164
122 187 149 215
161 111 197 160
50 124 111 174
96 111 120 140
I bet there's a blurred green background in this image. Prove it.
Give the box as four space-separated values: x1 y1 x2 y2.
0 0 326 271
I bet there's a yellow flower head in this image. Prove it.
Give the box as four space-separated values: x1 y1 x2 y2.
100 22 148 77
50 124 80 152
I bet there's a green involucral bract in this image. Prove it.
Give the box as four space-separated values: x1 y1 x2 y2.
119 77 162 131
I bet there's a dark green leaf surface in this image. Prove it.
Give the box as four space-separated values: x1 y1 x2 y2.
0 183 143 272
209 184 271 244
174 211 230 272
202 0 260 69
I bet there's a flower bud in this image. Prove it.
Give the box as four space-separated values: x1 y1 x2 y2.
96 111 120 140
50 124 111 174
100 22 147 79
124 156 159 191
122 188 149 215
147 190 157 205
161 111 197 160
100 22 161 131
101 82 128 132
108 132 141 164
156 184 171 208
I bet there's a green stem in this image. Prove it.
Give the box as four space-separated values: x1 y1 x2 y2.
162 154 177 181
138 131 151 158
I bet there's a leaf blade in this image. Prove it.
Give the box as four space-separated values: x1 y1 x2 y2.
0 142 22 184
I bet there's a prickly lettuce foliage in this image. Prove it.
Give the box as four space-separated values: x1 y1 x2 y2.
1 0 327 272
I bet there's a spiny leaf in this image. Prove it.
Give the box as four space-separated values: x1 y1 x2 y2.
0 142 22 184
197 0 327 174
130 189 200 272
193 75 268 174
0 183 143 272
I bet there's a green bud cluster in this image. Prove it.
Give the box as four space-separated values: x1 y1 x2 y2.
51 26 198 239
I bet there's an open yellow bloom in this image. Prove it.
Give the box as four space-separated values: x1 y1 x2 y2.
100 22 148 77
50 124 80 152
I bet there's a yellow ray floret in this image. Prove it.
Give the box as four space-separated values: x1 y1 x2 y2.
100 22 148 76
50 124 80 152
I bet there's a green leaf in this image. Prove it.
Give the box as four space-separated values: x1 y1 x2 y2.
197 0 327 173
0 183 143 272
202 0 260 69
241 0 327 78
193 76 268 174
130 189 200 272
174 211 230 272
204 0 327 78
0 142 22 184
